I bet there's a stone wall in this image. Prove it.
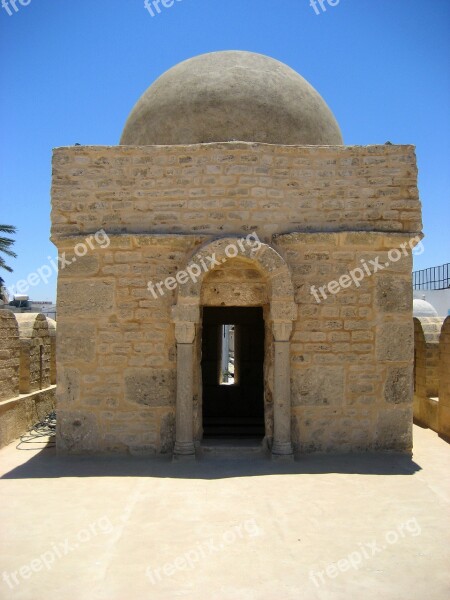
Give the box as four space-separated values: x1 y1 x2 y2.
413 318 427 421
0 387 55 449
413 316 450 439
53 231 418 454
16 313 51 394
277 232 414 452
51 143 421 240
0 310 20 401
0 310 56 448
47 318 57 385
438 316 450 440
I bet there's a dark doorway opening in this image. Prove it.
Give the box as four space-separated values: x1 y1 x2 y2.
202 307 265 438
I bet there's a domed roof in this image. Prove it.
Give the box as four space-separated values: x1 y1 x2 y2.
413 298 438 317
120 51 343 146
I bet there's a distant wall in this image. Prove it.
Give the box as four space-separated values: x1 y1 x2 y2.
0 310 56 447
438 317 450 440
15 313 51 394
413 315 449 439
0 311 20 401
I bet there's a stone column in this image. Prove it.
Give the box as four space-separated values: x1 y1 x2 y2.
173 321 196 457
272 321 293 457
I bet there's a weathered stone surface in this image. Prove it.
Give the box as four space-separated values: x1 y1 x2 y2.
125 369 175 407
0 310 20 401
0 387 55 449
15 313 51 394
376 407 412 452
202 282 267 306
57 410 100 453
58 322 96 362
51 144 420 240
292 367 344 406
57 367 80 405
60 253 100 277
376 276 412 313
160 411 175 453
57 280 115 316
384 366 413 404
377 323 413 361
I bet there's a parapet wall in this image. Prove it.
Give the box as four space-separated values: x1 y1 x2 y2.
413 315 449 439
0 310 56 448
0 311 20 401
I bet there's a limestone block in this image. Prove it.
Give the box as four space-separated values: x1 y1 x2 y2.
292 366 344 406
376 276 412 313
270 272 295 298
376 322 413 361
58 280 115 316
58 322 96 362
125 369 175 407
376 407 412 452
57 410 100 453
59 254 100 277
384 366 413 404
57 367 81 406
270 301 298 321
202 282 267 307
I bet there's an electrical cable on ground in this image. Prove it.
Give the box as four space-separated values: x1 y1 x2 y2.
16 411 56 450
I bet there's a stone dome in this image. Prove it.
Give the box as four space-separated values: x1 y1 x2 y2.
413 298 438 317
120 51 343 146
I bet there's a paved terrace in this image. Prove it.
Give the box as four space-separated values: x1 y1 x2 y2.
0 425 449 600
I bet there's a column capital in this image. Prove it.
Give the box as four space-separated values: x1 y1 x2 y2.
172 303 200 324
272 321 293 342
270 301 297 322
175 322 196 344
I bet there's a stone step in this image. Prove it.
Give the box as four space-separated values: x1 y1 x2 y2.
200 438 269 458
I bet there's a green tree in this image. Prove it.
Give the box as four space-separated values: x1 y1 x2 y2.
0 224 17 303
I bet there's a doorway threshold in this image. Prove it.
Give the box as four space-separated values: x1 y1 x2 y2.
200 438 269 458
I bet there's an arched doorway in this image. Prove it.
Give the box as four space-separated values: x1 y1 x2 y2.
172 236 296 458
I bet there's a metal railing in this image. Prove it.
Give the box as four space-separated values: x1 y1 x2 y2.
413 263 449 290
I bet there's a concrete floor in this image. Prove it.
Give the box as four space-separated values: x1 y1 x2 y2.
0 425 449 600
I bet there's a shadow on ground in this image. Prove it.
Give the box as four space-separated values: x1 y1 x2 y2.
2 445 422 480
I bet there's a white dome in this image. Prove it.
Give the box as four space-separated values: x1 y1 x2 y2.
413 298 438 317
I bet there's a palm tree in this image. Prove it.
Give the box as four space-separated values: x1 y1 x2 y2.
0 276 7 303
0 224 17 303
0 224 17 273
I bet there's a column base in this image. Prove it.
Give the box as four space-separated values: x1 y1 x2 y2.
173 441 196 459
271 441 294 458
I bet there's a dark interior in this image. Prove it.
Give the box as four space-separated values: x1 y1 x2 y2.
201 306 265 438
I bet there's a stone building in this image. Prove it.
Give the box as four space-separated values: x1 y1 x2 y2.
51 51 423 457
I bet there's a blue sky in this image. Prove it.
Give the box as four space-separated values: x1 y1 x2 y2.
1 0 449 302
